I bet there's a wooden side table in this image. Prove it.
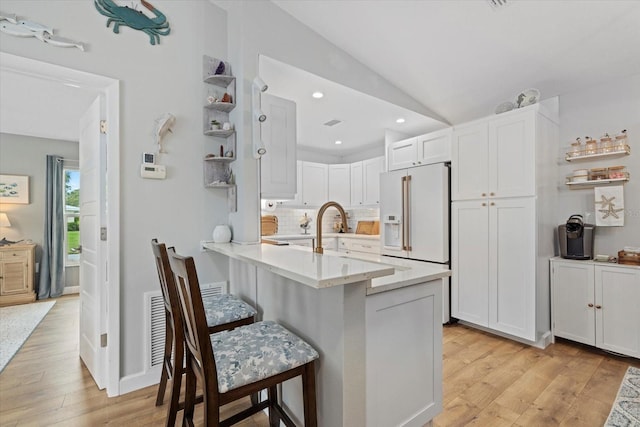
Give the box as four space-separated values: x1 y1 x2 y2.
0 243 36 306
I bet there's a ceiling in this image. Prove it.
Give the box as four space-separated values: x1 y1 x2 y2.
273 0 640 125
259 55 446 155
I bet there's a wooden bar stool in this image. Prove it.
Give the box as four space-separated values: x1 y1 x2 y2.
168 248 319 427
151 239 257 426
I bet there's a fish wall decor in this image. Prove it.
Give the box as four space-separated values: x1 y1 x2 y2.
0 11 85 51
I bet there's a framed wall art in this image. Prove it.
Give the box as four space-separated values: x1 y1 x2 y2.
0 175 29 204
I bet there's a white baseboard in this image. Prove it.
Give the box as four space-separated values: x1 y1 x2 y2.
457 321 552 349
119 365 161 395
62 286 79 295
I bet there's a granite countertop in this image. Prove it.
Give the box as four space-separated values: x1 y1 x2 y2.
202 242 450 294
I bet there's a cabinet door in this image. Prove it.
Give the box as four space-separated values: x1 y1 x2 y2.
451 123 489 201
350 161 364 206
489 197 536 341
328 164 351 206
451 200 489 326
362 156 384 206
281 161 303 206
301 161 328 207
595 265 640 358
260 94 297 199
488 111 535 198
417 128 452 165
551 260 595 345
387 137 417 171
0 253 29 295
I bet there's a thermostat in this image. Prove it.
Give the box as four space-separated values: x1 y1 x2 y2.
142 152 155 164
140 164 166 179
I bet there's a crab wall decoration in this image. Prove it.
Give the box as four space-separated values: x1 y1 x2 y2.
94 0 170 45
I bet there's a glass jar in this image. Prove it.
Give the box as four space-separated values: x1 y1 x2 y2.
608 166 626 179
599 134 613 153
569 138 582 157
590 167 607 181
585 137 598 155
614 130 628 152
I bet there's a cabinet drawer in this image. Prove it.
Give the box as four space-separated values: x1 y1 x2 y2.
0 250 28 259
344 240 380 254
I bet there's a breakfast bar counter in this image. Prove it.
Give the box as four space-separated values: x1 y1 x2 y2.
203 241 449 427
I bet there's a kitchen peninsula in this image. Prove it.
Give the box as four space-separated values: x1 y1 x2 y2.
203 241 450 427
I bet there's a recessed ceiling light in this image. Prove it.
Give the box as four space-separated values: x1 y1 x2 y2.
396 118 406 124
312 91 324 99
335 140 342 145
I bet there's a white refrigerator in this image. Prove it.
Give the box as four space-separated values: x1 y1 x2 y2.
380 162 451 322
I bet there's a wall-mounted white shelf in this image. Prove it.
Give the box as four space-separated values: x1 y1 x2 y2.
566 176 630 188
204 129 235 138
204 182 235 189
204 102 236 113
565 145 630 162
204 75 235 87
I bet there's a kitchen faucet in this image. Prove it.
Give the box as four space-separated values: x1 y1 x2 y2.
315 201 348 254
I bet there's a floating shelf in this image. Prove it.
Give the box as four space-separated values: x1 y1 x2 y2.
204 129 235 137
203 75 235 87
204 102 236 113
565 145 630 162
566 177 630 187
204 156 235 162
205 183 235 189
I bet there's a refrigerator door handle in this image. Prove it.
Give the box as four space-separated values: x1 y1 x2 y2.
402 175 412 251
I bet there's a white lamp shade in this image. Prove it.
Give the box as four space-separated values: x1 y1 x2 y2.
0 213 10 227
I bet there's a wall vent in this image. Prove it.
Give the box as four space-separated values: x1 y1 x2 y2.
323 119 342 127
145 281 227 369
487 0 510 10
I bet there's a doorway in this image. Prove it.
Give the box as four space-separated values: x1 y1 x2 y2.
0 52 121 396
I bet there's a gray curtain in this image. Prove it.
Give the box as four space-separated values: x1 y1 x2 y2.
39 155 65 299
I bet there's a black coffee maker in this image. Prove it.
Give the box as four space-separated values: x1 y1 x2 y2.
558 215 595 260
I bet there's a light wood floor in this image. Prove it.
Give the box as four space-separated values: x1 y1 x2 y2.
1 295 638 426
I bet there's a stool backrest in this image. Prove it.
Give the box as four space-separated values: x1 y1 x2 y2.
167 249 219 388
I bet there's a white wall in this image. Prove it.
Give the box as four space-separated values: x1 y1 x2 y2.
0 1 230 379
557 73 640 255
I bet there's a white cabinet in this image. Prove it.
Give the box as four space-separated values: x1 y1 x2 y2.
366 280 442 427
260 93 297 199
362 156 384 205
338 237 380 255
351 156 384 206
452 110 535 201
452 197 536 340
451 100 559 344
281 161 303 206
387 128 452 171
301 161 328 207
551 259 640 358
328 164 351 206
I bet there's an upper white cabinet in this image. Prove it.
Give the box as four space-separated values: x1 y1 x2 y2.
260 93 297 199
551 259 640 358
302 161 328 207
329 164 351 206
451 99 559 344
281 161 303 206
388 128 452 171
350 161 364 206
452 110 535 201
362 156 384 205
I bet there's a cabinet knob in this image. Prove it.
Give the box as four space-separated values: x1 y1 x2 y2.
417 161 422 164
412 162 416 165
490 202 495 206
595 305 602 309
482 202 487 207
588 303 594 308
490 192 495 196
481 193 486 197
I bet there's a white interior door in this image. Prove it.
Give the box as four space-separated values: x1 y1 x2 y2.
79 96 107 390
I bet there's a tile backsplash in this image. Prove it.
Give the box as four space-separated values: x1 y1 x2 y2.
261 204 379 235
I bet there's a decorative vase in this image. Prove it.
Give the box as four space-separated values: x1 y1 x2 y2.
212 225 232 243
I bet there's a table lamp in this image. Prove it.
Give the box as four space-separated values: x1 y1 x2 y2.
0 212 15 246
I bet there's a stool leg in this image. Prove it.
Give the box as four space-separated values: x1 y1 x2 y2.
302 361 318 427
182 353 196 427
268 386 279 427
156 312 173 406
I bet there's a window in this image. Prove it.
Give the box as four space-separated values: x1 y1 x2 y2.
64 169 80 266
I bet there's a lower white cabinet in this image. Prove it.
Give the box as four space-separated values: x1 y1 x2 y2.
452 197 538 341
366 280 442 426
551 258 640 358
338 237 380 255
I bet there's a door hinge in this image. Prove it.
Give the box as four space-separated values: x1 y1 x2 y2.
101 333 107 347
100 227 107 241
100 120 107 134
